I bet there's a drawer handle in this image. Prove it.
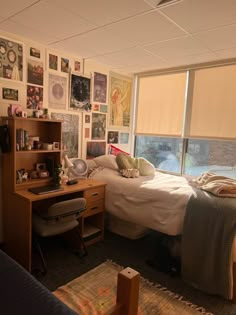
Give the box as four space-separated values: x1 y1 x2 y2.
91 206 98 210
91 192 99 196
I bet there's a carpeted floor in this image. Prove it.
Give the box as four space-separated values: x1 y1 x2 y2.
36 229 236 315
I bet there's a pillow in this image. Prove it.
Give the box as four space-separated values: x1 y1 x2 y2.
120 169 140 178
86 159 97 169
116 152 137 170
138 157 155 176
94 155 118 170
108 144 130 157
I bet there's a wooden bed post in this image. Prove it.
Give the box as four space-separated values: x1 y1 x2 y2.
232 263 236 303
108 267 140 315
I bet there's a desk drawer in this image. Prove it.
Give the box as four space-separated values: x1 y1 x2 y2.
84 186 104 202
84 199 104 217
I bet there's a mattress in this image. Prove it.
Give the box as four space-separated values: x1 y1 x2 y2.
90 167 193 235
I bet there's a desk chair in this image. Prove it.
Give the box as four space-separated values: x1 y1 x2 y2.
32 198 87 274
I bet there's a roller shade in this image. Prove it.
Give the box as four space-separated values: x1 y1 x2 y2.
135 72 187 136
185 64 236 139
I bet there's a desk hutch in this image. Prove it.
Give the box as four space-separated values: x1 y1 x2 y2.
1 116 106 271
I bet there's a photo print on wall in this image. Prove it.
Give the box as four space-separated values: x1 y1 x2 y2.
27 85 43 110
30 47 40 59
48 74 67 110
0 37 23 81
70 74 91 111
49 53 58 71
91 113 106 140
109 72 132 128
107 131 118 144
86 141 106 159
51 112 79 158
61 57 69 73
120 132 129 144
2 88 18 101
93 72 107 103
27 60 44 86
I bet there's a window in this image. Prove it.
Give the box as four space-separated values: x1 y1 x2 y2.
135 136 183 174
183 139 236 179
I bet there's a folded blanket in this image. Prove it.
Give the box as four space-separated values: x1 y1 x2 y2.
190 172 236 197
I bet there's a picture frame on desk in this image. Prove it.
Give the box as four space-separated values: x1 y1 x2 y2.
53 142 60 150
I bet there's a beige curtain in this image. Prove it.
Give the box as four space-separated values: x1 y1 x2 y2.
135 72 187 136
185 64 236 139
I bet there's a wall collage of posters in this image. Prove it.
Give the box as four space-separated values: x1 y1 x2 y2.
0 35 132 159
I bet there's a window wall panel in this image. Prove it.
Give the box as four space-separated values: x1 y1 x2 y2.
185 64 236 139
135 72 187 137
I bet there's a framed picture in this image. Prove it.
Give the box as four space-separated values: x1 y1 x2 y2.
27 85 43 110
61 57 69 73
51 112 79 158
73 58 83 73
109 72 132 128
53 142 60 150
48 53 58 71
93 72 107 103
100 104 108 113
27 60 44 86
86 141 106 159
107 131 119 144
48 73 68 110
70 74 91 111
91 113 106 140
120 132 129 144
30 47 40 59
2 88 18 101
36 163 46 172
84 114 91 124
0 37 23 81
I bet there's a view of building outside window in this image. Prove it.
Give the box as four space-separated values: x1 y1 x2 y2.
135 136 182 174
135 136 236 179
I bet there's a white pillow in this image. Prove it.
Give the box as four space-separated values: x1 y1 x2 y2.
138 158 155 176
94 155 119 170
86 159 97 169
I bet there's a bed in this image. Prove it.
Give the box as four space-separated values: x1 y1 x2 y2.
0 249 139 315
88 155 236 302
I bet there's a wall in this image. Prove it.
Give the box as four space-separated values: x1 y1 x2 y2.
0 30 134 242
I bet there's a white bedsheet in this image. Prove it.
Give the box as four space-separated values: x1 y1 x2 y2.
91 168 193 235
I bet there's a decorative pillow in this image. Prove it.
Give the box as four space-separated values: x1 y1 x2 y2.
120 169 140 178
138 157 155 176
86 159 97 169
116 152 137 170
108 144 130 157
94 155 118 170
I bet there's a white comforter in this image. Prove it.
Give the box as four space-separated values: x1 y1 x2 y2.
90 168 193 235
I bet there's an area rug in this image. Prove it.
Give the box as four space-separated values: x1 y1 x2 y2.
54 260 213 315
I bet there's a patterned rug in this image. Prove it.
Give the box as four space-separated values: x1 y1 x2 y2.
54 260 213 315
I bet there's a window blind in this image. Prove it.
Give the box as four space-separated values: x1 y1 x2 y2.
185 64 236 139
135 72 187 136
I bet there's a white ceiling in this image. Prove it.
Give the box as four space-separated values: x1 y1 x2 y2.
0 0 236 74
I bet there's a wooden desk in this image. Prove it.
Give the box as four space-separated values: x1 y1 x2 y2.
3 179 106 272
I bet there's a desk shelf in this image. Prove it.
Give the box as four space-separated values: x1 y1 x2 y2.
16 150 61 154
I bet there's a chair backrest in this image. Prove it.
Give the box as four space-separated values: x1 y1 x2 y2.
42 198 86 224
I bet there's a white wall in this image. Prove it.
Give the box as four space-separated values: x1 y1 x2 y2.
0 30 134 242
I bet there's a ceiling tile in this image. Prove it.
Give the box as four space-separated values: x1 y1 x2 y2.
11 1 96 41
0 20 56 45
104 10 186 46
166 52 219 66
161 0 236 33
193 24 236 51
143 35 211 59
45 0 152 26
103 47 165 67
0 0 38 18
215 46 236 59
51 28 135 58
